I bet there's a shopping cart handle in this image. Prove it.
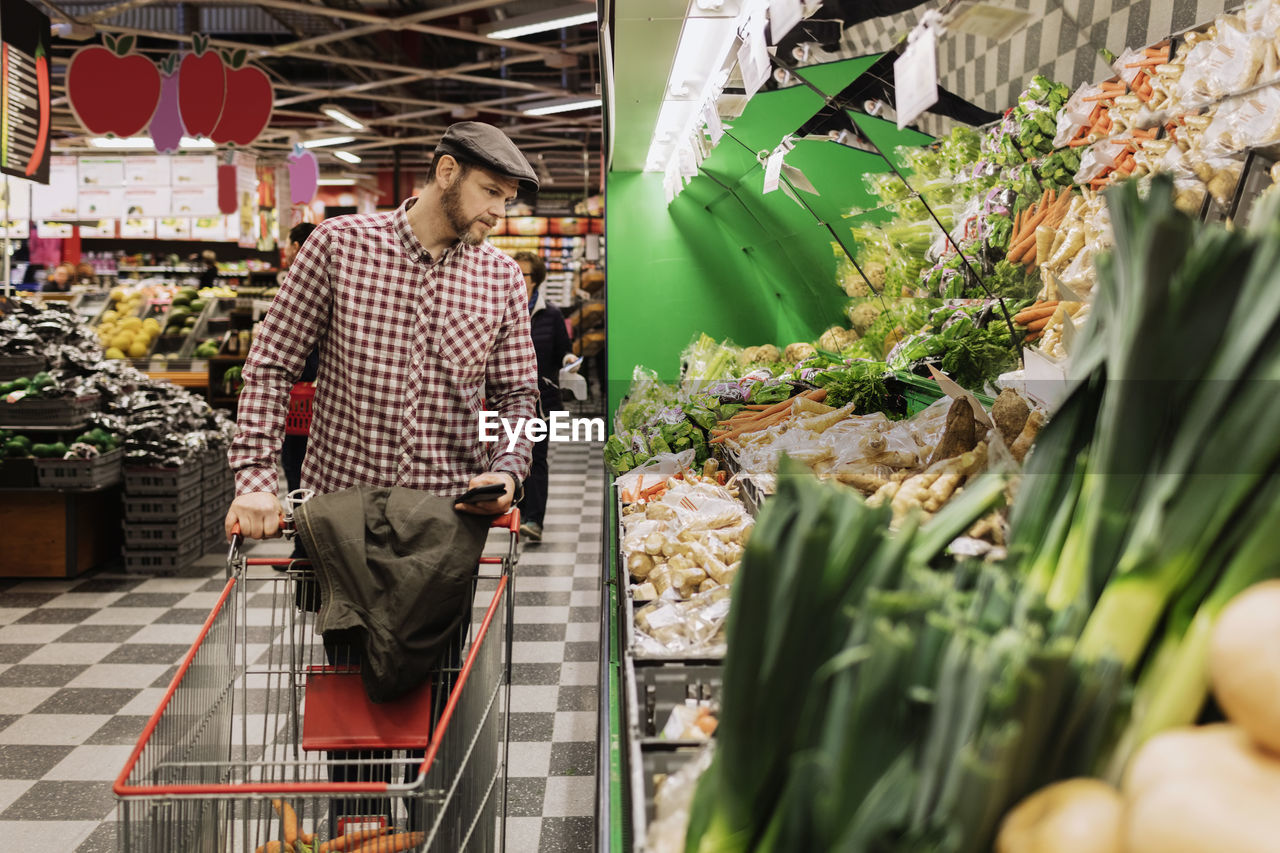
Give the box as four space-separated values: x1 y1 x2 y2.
492 509 519 533
228 514 287 542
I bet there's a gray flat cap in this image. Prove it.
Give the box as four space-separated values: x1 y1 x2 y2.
435 121 539 195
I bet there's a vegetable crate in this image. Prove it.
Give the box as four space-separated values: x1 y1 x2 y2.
0 393 100 427
0 354 47 382
124 460 203 495
114 511 522 853
35 448 124 489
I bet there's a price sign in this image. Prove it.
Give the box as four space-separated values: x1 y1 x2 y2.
894 20 939 129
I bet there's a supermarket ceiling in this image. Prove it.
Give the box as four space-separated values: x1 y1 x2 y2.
33 0 602 189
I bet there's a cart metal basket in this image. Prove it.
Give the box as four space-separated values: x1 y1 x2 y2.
113 509 520 852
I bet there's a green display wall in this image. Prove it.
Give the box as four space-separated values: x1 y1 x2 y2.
606 56 934 416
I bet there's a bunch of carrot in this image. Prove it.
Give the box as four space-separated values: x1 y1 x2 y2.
1124 43 1171 102
708 389 828 445
1006 188 1075 269
317 828 424 853
1013 300 1060 343
620 468 728 504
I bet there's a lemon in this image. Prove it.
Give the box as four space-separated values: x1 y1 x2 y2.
101 309 119 323
142 317 161 331
127 341 149 358
121 317 143 330
104 347 125 359
110 333 133 350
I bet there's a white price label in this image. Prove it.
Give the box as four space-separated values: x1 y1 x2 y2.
762 147 785 194
769 0 803 44
894 24 939 129
737 18 770 98
703 101 724 146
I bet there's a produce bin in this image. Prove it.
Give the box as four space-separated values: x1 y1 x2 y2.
123 490 203 522
0 355 48 382
121 506 204 548
0 394 100 428
122 534 204 575
35 449 124 489
123 461 202 495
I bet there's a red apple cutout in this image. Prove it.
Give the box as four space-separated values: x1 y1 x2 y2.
209 51 273 147
66 35 161 137
288 145 319 205
217 164 237 215
179 33 226 139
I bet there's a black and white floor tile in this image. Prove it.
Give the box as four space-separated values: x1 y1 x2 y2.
0 440 606 852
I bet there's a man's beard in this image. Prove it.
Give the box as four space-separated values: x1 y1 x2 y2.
442 181 494 246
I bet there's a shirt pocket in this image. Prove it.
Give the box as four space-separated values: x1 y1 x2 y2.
436 309 494 385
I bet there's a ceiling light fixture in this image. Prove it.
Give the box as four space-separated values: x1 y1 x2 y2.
333 150 362 164
300 136 357 149
317 178 356 186
321 104 366 131
478 3 596 40
521 96 602 116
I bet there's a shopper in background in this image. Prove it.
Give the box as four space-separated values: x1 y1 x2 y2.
74 262 99 288
513 250 572 542
40 263 74 293
279 222 319 498
226 120 541 537
198 249 219 288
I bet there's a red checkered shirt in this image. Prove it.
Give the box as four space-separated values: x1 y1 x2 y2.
228 198 539 498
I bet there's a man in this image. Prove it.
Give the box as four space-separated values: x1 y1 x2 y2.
226 122 541 540
278 222 318 499
513 251 572 542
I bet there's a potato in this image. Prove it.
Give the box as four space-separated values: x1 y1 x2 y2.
1210 580 1280 754
996 778 1123 853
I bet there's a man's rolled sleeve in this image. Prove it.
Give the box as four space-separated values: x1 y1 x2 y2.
485 271 540 481
228 226 333 496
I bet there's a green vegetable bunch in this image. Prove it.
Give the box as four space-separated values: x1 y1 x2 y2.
813 361 893 414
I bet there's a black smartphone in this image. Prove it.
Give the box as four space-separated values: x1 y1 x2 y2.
455 483 507 504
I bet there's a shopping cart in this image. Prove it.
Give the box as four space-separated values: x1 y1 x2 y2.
113 501 520 853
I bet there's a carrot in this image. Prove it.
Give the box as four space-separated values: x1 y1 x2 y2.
805 388 828 402
620 489 634 503
1024 315 1053 333
1013 207 1024 237
1024 245 1038 268
1099 79 1127 90
351 831 426 853
1126 57 1167 68
1082 93 1116 102
672 471 684 480
640 483 666 499
255 842 288 853
715 470 727 486
1068 136 1094 147
1013 303 1060 324
709 409 790 444
302 832 316 845
743 404 771 410
271 799 299 845
635 474 644 495
753 395 802 419
318 828 393 853
1088 103 1103 123
1024 331 1043 344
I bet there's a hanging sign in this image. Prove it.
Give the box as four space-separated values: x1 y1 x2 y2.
77 186 123 218
762 147 784 194
895 13 941 129
35 220 72 238
1 178 30 236
121 216 155 238
171 184 219 216
124 186 171 217
768 0 803 44
0 0 52 184
737 16 770 99
125 156 171 186
171 154 217 186
79 219 116 238
157 217 190 239
66 35 161 138
30 155 77 217
78 156 125 187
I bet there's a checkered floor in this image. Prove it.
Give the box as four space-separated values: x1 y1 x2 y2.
824 0 1234 137
0 440 605 852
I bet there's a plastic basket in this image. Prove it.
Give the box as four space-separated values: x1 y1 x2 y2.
122 535 203 575
0 354 47 382
891 371 995 417
0 394 100 427
123 490 203 522
285 382 315 436
123 461 202 495
122 507 204 548
35 449 123 489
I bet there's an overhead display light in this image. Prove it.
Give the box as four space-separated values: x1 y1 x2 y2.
522 96 603 116
87 136 216 149
333 150 362 164
321 104 366 131
478 4 597 40
300 136 357 149
317 178 356 186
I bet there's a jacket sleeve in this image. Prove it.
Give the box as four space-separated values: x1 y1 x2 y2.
485 269 540 482
228 224 333 496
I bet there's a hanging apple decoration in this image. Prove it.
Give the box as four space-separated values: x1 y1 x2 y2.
288 144 319 205
209 49 273 147
217 163 238 215
66 35 161 137
149 53 185 154
179 33 226 139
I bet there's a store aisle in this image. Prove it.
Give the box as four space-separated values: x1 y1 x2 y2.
0 439 605 852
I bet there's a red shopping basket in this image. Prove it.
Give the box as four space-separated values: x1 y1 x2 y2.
285 382 315 436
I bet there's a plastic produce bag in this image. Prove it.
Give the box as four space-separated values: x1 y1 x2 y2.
632 585 731 657
642 744 715 853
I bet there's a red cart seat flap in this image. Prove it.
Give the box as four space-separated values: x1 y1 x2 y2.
301 666 433 751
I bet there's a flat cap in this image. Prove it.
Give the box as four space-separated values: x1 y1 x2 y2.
435 121 539 195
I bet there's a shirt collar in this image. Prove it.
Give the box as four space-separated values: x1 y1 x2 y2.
396 196 468 266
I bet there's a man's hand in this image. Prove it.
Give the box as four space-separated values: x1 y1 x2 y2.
226 491 285 541
455 471 516 516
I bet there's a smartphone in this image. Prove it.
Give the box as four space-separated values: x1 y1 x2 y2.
455 483 507 504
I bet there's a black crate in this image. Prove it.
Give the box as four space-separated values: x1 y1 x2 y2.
0 394 99 427
122 507 203 548
0 456 37 488
122 535 203 575
123 490 203 522
0 355 47 382
202 448 230 478
123 462 202 496
35 449 123 490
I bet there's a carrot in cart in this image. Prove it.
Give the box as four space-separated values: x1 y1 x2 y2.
254 842 290 853
318 828 392 853
271 799 300 845
350 832 426 853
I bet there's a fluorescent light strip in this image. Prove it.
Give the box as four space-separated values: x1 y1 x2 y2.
322 106 366 131
301 136 357 149
333 150 362 164
485 11 596 40
317 178 356 186
523 97 602 116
